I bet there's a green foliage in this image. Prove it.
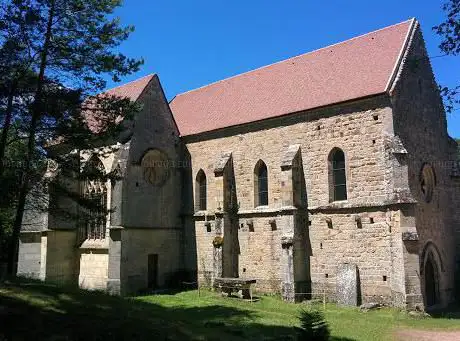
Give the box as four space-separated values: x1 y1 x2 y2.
433 0 459 113
439 85 460 114
0 208 14 262
4 281 460 341
0 128 30 262
433 0 460 56
0 0 143 273
297 308 330 341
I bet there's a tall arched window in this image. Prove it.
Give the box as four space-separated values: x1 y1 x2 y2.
329 148 347 202
254 160 268 207
196 169 207 211
80 155 107 240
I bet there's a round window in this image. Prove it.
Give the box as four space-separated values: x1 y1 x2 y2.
141 149 170 186
420 164 435 203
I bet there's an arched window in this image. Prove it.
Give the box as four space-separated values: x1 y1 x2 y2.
80 155 107 240
329 148 347 202
196 169 207 211
254 160 268 207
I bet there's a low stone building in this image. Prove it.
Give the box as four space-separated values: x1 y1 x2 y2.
17 19 460 309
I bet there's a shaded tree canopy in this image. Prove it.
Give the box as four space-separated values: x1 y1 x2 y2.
433 0 460 113
0 0 143 273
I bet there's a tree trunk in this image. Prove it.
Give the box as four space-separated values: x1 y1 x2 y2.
0 82 17 177
7 0 55 275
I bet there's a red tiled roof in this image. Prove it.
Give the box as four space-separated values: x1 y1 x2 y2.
104 73 155 101
170 19 415 136
84 74 155 133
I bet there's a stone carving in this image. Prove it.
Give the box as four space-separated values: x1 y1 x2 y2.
213 246 223 280
336 263 359 306
214 152 232 176
281 241 295 302
141 149 170 186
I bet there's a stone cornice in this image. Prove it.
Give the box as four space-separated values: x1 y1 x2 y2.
308 197 417 213
191 197 417 218
108 225 124 230
79 239 109 250
193 206 304 219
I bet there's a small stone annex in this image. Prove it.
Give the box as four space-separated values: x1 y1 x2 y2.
17 18 460 310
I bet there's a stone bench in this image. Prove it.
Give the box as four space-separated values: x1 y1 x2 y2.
213 278 256 300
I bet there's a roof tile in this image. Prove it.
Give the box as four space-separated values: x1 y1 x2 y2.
170 20 414 136
104 74 155 101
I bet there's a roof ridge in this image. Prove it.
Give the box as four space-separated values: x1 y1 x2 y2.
104 73 156 93
386 18 418 92
172 18 415 99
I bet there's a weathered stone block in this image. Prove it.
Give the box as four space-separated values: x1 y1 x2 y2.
402 231 419 241
336 263 359 306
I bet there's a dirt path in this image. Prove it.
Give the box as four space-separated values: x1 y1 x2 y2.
395 329 460 341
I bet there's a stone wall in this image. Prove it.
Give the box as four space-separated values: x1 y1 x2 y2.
390 23 456 307
238 215 284 292
185 97 393 212
17 75 196 294
75 147 116 291
194 218 215 287
18 230 78 285
121 76 183 230
45 230 77 285
17 232 42 279
185 96 402 302
108 75 195 294
195 214 284 292
309 209 403 305
79 248 109 290
120 229 182 294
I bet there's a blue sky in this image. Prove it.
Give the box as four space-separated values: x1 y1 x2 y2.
109 0 460 137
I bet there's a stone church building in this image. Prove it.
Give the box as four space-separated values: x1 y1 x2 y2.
17 19 460 309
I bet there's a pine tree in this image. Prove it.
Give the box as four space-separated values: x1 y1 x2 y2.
0 0 143 274
297 309 330 341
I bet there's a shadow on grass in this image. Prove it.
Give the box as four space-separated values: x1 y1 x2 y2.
429 305 460 319
0 279 355 341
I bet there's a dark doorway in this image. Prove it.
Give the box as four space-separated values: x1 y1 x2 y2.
148 254 158 289
424 256 438 307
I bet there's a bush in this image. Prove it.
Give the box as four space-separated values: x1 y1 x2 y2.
297 308 330 341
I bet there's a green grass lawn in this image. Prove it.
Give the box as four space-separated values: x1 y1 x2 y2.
1 279 460 341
